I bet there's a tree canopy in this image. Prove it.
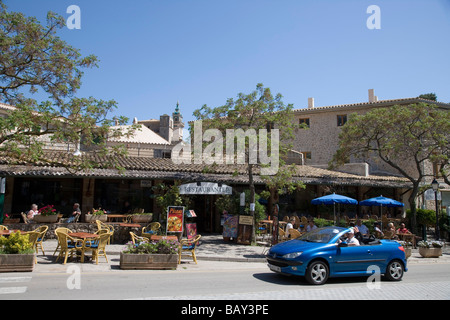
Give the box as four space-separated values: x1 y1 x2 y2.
0 1 132 171
331 102 450 233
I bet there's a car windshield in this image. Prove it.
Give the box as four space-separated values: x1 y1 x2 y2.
298 227 343 243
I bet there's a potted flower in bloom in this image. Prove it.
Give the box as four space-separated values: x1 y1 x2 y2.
33 205 59 223
418 240 444 258
0 231 35 272
120 238 179 270
85 208 107 223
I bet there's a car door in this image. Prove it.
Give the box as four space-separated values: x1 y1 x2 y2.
333 244 378 275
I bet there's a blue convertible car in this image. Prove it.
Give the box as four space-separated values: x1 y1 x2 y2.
266 227 407 285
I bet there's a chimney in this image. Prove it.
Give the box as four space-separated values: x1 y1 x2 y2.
368 89 378 103
308 97 315 109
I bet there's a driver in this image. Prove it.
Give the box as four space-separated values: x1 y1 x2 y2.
341 228 360 246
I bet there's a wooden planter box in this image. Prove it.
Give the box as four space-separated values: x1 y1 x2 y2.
120 252 178 270
131 214 153 223
33 215 59 223
85 215 107 223
0 254 35 273
419 247 442 258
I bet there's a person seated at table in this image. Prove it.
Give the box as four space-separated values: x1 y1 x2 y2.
397 223 411 234
122 201 132 214
306 220 317 232
285 218 295 238
27 204 39 220
356 219 369 235
374 222 384 238
66 203 81 223
386 222 398 240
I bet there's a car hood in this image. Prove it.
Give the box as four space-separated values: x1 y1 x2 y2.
268 240 324 256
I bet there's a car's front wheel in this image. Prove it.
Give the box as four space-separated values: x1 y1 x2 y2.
384 260 404 281
305 260 329 285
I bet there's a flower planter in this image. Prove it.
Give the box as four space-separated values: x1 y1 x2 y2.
85 215 107 223
404 248 411 259
120 252 178 270
419 247 442 258
2 219 20 224
131 214 153 223
33 215 59 223
0 254 35 273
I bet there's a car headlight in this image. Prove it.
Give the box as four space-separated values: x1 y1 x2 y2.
282 252 303 259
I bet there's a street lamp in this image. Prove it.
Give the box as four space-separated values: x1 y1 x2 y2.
431 179 440 241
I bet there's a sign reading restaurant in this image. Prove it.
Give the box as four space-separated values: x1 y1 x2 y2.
179 182 232 195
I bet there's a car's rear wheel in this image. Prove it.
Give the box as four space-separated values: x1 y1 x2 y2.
305 260 329 285
385 260 404 281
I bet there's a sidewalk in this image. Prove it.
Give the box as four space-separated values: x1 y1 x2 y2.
32 234 450 273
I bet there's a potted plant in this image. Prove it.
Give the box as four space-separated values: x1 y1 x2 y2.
85 208 107 223
131 213 153 223
2 214 20 224
397 240 412 259
0 231 36 272
418 240 444 258
120 238 179 270
33 205 59 223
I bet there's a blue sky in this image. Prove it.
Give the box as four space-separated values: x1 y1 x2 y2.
4 0 450 125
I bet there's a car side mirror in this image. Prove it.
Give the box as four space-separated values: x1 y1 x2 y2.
339 241 348 247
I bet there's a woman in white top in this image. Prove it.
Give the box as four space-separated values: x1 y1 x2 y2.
27 204 39 220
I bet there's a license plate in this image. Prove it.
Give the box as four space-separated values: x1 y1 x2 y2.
268 264 281 272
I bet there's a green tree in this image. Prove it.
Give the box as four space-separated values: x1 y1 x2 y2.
418 93 437 101
0 1 132 171
331 103 450 234
193 83 304 243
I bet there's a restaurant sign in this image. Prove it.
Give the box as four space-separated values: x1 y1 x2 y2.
179 182 232 195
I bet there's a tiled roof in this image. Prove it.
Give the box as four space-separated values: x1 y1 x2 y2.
292 97 450 113
0 152 411 188
108 124 169 145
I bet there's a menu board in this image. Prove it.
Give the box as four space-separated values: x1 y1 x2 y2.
167 206 184 233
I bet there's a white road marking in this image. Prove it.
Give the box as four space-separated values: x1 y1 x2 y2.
0 276 32 295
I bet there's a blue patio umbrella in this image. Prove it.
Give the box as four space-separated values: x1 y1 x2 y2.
359 195 404 229
311 193 358 224
359 196 404 208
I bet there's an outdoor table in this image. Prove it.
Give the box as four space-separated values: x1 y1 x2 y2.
396 232 416 247
106 214 126 222
119 223 141 228
68 232 100 263
149 235 178 241
0 230 27 237
69 232 99 240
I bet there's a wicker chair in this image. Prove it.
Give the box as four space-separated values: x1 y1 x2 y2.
52 227 74 256
0 225 8 231
96 220 114 244
278 228 288 242
33 225 48 255
81 232 111 264
289 229 302 239
178 234 201 264
24 231 40 264
54 230 83 264
129 232 148 245
21 212 29 224
141 222 161 239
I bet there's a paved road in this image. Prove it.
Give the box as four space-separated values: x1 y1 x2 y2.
1 261 449 300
